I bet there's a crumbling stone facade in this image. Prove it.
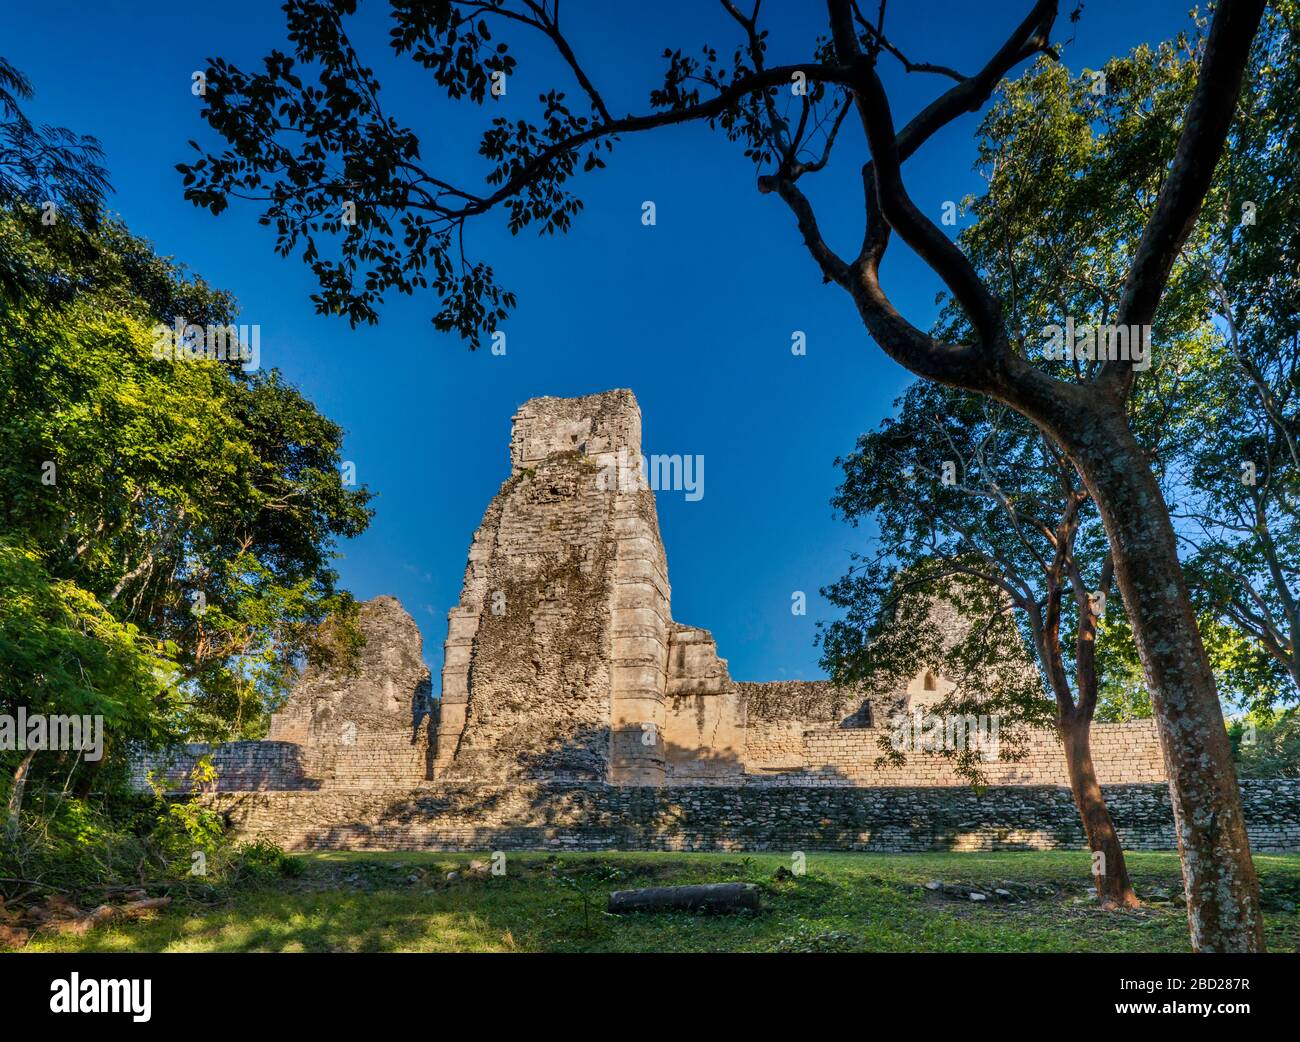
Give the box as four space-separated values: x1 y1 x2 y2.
129 389 1225 850
433 391 672 784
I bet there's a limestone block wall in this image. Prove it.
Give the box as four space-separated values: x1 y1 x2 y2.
203 779 1300 853
663 625 746 781
135 727 434 793
266 704 311 746
133 718 1163 793
742 721 1165 787
131 741 312 792
300 726 432 790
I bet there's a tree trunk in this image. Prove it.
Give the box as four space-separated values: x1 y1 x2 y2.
1063 410 1264 951
1059 713 1140 909
5 749 37 844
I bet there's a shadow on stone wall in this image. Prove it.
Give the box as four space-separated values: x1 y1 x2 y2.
439 724 611 783
206 781 1300 854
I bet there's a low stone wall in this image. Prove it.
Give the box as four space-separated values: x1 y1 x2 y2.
131 742 312 792
744 721 1166 787
134 728 431 792
204 779 1300 853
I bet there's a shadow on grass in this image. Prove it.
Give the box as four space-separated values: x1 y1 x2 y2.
22 851 1300 954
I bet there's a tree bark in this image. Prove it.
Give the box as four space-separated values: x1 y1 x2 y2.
1061 410 1265 950
1059 713 1140 909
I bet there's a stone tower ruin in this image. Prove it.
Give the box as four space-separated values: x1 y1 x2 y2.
434 390 690 784
135 388 1167 805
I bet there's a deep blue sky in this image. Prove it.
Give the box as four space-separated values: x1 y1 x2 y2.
2 0 1199 682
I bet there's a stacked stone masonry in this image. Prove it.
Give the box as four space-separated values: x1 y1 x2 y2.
203 780 1300 854
132 391 1296 852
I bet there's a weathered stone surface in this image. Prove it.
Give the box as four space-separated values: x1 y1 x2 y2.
176 595 440 791
608 882 759 913
664 625 746 781
269 594 433 744
431 390 668 783
133 390 1175 840
202 780 1300 853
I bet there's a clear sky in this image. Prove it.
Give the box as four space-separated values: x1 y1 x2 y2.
1 0 1200 682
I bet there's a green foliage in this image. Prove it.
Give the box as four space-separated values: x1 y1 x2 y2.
1230 711 1300 779
824 11 1299 741
174 2 849 345
235 838 303 881
1170 2 1300 704
0 781 296 901
942 5 1300 710
558 862 626 933
817 29 1241 763
772 926 863 953
0 65 375 845
0 541 176 756
0 57 110 299
0 204 373 795
819 379 1084 784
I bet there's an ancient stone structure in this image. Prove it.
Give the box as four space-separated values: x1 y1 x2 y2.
433 390 671 784
133 596 434 793
132 388 1277 855
205 780 1300 854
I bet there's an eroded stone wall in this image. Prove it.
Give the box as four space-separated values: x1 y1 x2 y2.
203 779 1300 853
433 391 671 784
269 595 433 745
663 625 746 781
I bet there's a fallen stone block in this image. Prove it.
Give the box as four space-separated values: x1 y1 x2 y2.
608 882 759 914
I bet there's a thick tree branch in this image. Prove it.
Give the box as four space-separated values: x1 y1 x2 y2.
805 0 1059 391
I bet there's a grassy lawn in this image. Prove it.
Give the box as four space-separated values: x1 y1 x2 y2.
21 850 1300 953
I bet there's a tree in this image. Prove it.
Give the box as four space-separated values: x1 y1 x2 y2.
1166 2 1300 703
1 158 374 821
822 381 1142 907
0 208 374 759
0 543 175 838
818 12 1284 909
177 0 1268 950
0 56 110 299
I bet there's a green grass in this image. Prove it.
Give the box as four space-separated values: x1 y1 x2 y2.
20 850 1300 953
